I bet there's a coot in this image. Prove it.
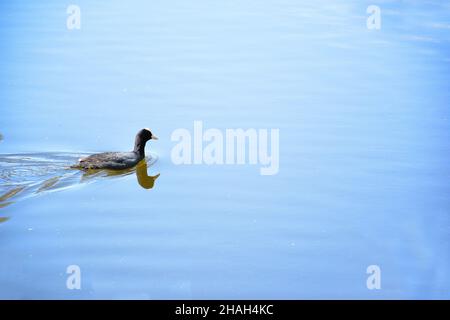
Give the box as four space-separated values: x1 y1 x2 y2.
73 128 158 170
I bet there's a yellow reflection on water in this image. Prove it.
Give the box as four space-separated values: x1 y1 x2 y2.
135 160 160 189
81 159 160 190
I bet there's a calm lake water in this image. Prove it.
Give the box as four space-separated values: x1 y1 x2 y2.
0 0 449 299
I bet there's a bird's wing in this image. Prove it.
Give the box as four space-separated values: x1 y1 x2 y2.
80 152 127 163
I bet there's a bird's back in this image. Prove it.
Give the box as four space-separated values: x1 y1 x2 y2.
76 152 141 170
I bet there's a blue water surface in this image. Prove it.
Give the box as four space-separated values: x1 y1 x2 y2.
0 0 449 299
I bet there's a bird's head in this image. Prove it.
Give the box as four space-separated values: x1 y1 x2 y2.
138 128 158 142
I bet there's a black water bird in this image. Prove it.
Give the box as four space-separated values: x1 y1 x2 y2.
73 128 158 170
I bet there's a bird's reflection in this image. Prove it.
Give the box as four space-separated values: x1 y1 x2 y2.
135 160 160 189
80 159 160 189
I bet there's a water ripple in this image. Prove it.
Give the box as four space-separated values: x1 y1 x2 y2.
0 152 159 214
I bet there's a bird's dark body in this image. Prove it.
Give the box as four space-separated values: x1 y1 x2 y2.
72 128 157 170
76 152 143 170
